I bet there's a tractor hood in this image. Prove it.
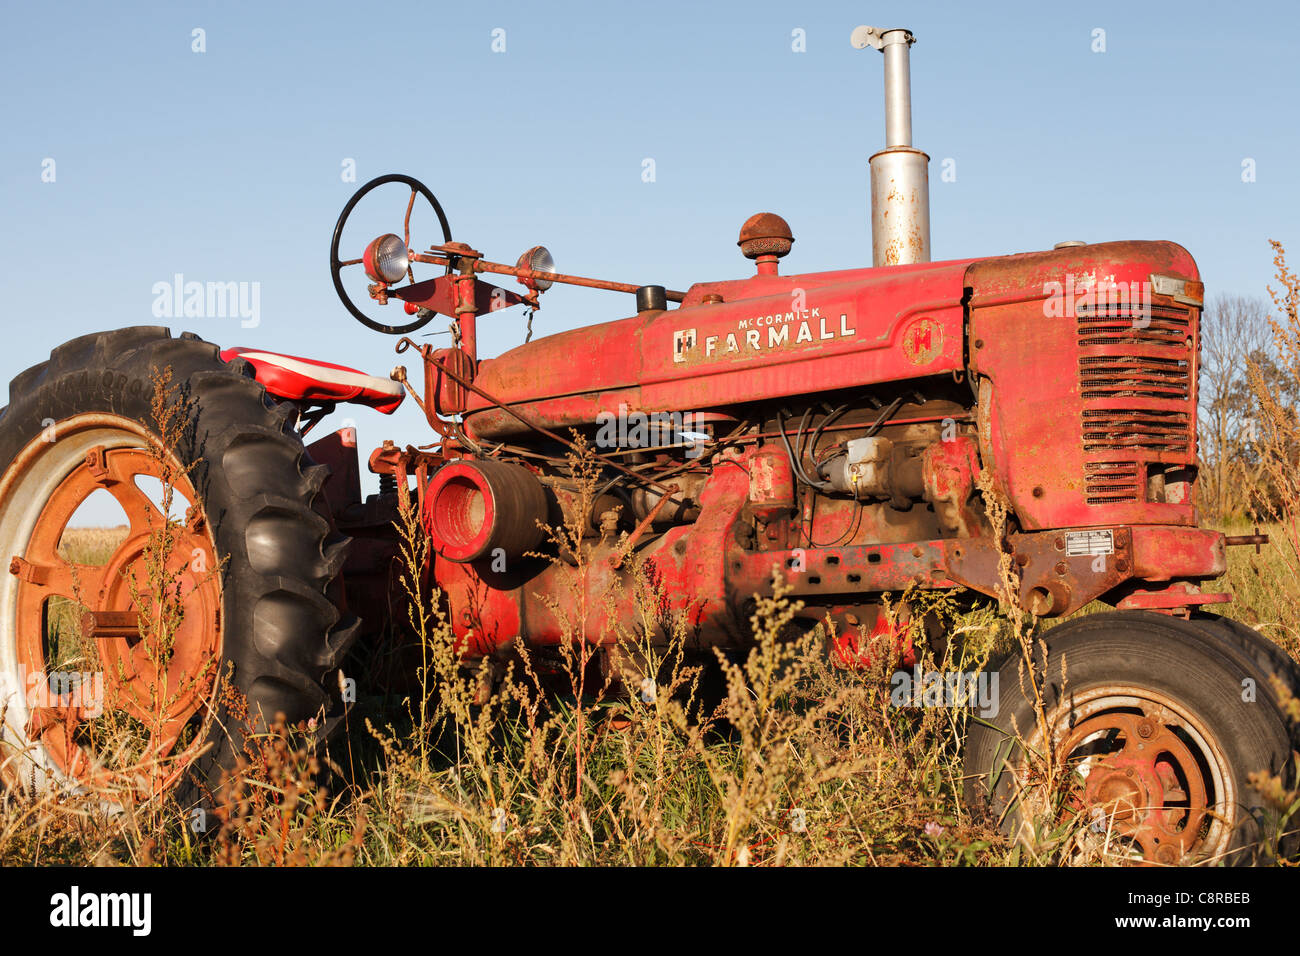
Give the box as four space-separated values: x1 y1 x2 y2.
462 240 1199 442
463 256 973 441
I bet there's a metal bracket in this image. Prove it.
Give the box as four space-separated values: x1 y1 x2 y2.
850 25 914 51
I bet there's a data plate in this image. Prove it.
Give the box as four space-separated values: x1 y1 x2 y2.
1065 529 1115 557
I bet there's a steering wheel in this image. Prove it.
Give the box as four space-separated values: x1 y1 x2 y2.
330 173 453 335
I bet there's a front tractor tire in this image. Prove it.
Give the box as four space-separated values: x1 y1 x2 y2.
964 611 1297 865
0 327 358 802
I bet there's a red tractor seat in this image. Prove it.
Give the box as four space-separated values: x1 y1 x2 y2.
221 347 405 414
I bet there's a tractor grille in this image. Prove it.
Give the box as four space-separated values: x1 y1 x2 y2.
1082 461 1142 505
1081 408 1191 453
1078 355 1190 400
1078 300 1198 505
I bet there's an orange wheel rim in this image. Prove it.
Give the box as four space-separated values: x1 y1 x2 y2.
1035 688 1234 865
4 415 222 795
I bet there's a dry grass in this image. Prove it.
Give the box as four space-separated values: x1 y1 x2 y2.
58 526 129 565
5 505 1295 869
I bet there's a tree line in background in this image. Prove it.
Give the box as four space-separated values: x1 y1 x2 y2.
1198 243 1300 544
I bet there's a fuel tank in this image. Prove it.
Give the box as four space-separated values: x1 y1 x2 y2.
463 257 974 441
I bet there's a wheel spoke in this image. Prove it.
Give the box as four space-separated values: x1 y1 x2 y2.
1139 700 1179 731
9 555 106 603
101 449 172 537
25 704 64 739
1155 759 1188 802
25 696 102 740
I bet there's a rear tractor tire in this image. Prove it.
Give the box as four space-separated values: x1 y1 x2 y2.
0 327 358 804
963 610 1297 865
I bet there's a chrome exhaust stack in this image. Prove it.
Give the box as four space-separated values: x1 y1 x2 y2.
852 26 931 267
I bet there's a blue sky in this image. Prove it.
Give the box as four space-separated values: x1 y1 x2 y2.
3 0 1298 513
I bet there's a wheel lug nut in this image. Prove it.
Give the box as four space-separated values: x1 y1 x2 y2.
1137 720 1154 738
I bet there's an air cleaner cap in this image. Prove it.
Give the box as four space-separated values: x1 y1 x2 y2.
738 213 794 260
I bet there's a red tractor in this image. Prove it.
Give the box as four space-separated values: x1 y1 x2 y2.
1 26 1295 864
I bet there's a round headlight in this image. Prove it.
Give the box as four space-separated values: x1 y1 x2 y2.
363 233 410 284
516 245 556 291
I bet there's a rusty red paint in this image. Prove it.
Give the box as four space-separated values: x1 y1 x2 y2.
967 241 1202 532
392 273 526 320
830 611 915 670
462 261 971 442
317 206 1240 702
